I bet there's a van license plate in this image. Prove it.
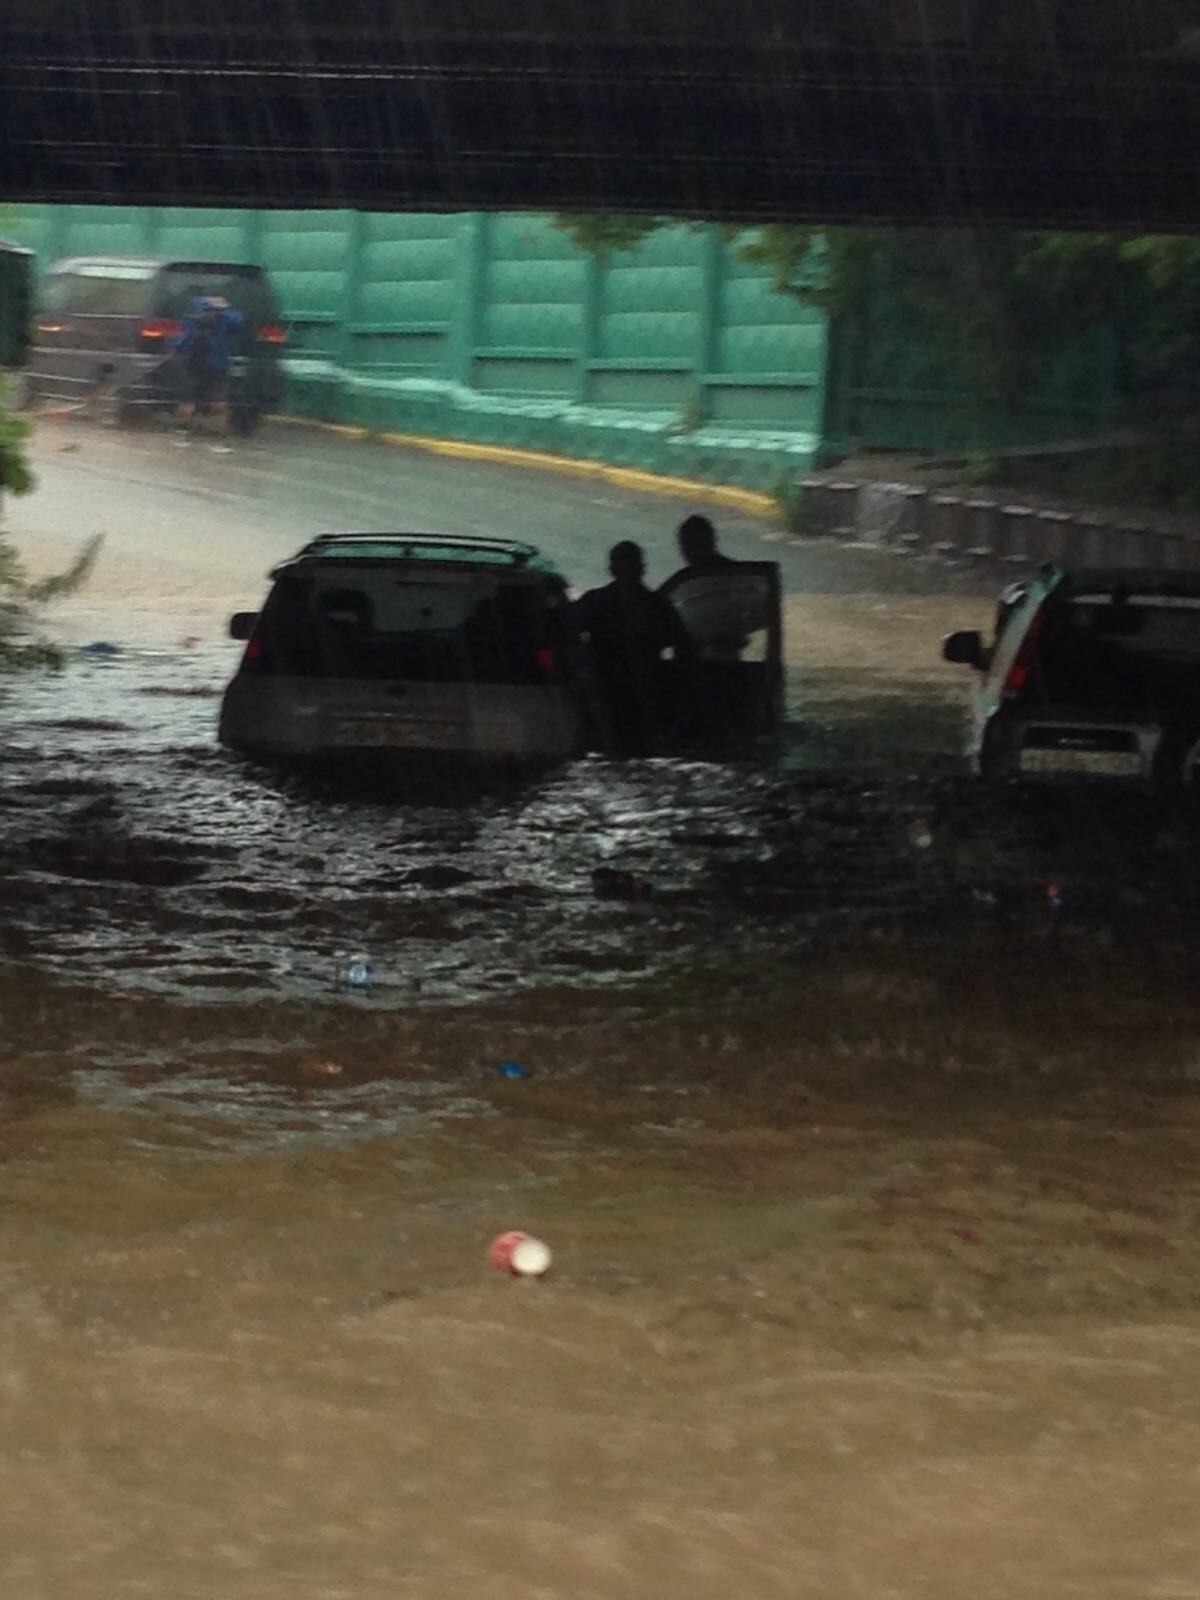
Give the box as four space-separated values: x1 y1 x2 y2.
1019 748 1142 778
335 719 459 750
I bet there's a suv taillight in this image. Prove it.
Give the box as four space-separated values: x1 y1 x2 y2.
140 317 182 342
256 323 287 345
239 626 273 672
1002 604 1044 697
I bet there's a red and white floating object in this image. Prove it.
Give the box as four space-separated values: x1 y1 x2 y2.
489 1230 553 1278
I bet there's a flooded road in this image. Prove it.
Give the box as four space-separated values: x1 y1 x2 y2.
0 633 954 1006
4 420 1200 1597
3 418 994 1009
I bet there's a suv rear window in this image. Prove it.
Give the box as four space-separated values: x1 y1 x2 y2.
152 263 278 325
255 566 572 684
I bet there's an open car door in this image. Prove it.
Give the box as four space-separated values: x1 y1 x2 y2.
661 561 783 758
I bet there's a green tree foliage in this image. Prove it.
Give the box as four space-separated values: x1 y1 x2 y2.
554 216 1200 423
0 370 98 667
752 232 1126 422
0 202 52 661
0 209 35 497
0 216 35 497
0 526 103 668
1117 234 1200 379
551 214 666 262
0 386 34 498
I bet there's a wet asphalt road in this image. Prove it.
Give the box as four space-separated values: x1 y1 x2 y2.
8 416 992 638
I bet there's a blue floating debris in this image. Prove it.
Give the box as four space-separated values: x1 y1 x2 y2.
80 641 121 657
496 1061 529 1080
343 959 374 991
1046 882 1064 909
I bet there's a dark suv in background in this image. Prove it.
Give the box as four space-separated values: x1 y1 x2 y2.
22 255 287 433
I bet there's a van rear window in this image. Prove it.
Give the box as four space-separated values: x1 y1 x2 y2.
41 266 154 317
153 264 277 324
1061 597 1200 660
1021 594 1200 710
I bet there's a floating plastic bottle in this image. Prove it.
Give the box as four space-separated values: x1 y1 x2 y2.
341 955 374 991
489 1231 553 1277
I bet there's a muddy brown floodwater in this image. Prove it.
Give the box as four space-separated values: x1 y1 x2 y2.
4 423 1200 1596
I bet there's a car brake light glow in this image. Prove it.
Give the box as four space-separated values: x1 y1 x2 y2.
140 317 183 341
1003 604 1043 696
244 634 263 662
536 648 555 674
257 323 287 344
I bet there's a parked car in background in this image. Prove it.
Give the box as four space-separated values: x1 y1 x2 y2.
943 566 1200 796
220 534 584 773
21 256 286 433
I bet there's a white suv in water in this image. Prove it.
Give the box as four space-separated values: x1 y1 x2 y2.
219 534 584 772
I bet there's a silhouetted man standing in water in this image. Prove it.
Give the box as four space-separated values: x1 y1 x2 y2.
574 540 693 757
661 512 766 660
663 513 739 584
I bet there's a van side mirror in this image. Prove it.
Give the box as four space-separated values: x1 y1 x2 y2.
942 629 987 669
229 611 258 641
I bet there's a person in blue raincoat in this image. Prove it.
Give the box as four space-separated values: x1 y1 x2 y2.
172 295 244 447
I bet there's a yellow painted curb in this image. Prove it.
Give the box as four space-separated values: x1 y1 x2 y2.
268 413 778 521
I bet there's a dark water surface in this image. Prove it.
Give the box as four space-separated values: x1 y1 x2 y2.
0 642 963 1008
7 640 1198 1009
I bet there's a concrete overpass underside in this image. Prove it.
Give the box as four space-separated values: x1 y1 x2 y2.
2 1 1199 230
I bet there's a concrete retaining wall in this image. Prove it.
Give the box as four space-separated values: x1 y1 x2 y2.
800 477 1200 571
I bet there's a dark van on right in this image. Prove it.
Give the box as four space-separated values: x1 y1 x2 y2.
22 255 287 433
